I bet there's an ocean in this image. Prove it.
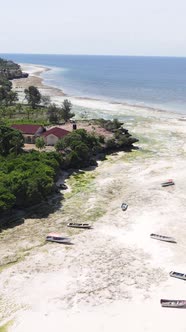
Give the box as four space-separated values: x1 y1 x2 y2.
1 53 186 114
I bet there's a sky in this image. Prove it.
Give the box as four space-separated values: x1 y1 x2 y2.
1 0 186 56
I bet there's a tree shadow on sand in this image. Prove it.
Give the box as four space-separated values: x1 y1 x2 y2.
0 191 64 232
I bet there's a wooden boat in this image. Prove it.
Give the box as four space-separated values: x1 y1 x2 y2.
46 233 71 244
121 203 128 211
150 233 177 243
57 183 68 190
160 299 186 308
67 223 91 229
161 179 175 187
169 271 186 280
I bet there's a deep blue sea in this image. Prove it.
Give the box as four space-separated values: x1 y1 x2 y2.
1 53 186 114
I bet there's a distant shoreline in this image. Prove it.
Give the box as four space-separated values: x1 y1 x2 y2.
13 63 186 119
12 63 66 97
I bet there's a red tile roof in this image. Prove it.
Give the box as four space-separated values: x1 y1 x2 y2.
42 127 70 138
11 124 42 135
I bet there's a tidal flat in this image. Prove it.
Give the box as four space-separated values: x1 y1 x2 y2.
1 72 186 331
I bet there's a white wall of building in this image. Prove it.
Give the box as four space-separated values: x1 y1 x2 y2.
44 134 59 146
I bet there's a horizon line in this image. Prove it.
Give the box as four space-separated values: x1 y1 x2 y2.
0 52 186 59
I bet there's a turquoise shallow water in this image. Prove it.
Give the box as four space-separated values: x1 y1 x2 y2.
1 53 186 114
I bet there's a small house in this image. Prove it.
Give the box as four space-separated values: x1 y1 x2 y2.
42 127 70 146
11 124 45 143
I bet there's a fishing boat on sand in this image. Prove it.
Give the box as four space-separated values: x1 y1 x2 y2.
161 179 175 187
160 299 186 308
46 233 71 244
150 233 177 243
56 183 68 190
121 203 128 211
67 223 92 229
169 271 186 280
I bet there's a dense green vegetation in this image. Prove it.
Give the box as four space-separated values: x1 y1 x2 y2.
0 80 18 108
0 149 62 214
0 58 19 108
47 99 75 123
24 86 41 109
35 136 46 150
55 128 101 168
95 118 138 150
0 58 28 108
0 58 28 81
0 96 74 124
0 125 24 156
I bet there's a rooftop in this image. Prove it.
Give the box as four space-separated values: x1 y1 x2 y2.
11 124 43 135
42 127 70 138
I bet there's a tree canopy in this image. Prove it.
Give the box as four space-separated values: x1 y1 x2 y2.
60 99 74 122
0 125 24 156
47 103 60 123
55 129 101 168
35 137 46 150
24 86 41 109
0 151 62 216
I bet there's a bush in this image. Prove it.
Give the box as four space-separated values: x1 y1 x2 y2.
0 151 62 213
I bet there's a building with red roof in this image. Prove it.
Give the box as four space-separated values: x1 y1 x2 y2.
11 124 45 143
42 127 70 146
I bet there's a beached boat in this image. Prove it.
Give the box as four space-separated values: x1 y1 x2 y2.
46 233 71 244
161 179 175 187
169 271 186 280
160 299 186 308
121 203 128 211
67 223 91 229
57 183 68 190
150 233 177 243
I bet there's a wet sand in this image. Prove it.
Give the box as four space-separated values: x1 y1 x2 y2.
0 65 186 331
12 64 65 97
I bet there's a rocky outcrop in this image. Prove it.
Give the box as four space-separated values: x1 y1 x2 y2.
0 58 29 81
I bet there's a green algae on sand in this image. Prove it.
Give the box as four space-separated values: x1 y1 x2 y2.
0 320 13 332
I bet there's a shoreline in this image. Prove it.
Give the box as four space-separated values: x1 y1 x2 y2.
13 63 186 118
12 64 66 97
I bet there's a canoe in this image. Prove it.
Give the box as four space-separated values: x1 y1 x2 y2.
169 271 186 280
161 179 175 187
67 223 92 229
121 203 128 211
150 233 177 243
46 232 71 244
160 299 186 308
56 183 68 190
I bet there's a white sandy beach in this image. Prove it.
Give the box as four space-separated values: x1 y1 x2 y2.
0 64 186 331
12 64 65 98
